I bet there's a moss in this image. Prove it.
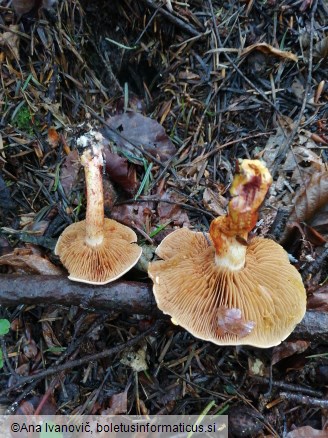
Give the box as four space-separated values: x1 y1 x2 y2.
13 105 38 134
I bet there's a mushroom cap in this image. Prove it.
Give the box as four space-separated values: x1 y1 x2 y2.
148 228 306 348
55 218 142 285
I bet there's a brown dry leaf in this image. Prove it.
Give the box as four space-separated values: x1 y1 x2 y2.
280 172 328 242
47 127 60 148
157 191 190 226
272 340 310 366
121 343 148 372
313 36 328 59
178 71 200 80
203 188 228 216
248 358 266 377
41 320 62 354
283 146 324 184
59 150 81 198
16 396 57 415
0 247 63 275
12 0 36 14
0 173 16 210
216 307 256 338
102 392 127 415
110 202 155 230
0 25 20 60
262 126 289 169
286 426 328 437
104 112 176 161
40 102 69 126
103 150 137 194
307 285 328 312
241 43 298 62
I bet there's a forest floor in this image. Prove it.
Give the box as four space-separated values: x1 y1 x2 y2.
0 0 328 436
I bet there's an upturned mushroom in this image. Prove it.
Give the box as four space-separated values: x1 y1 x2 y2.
55 131 142 285
148 160 306 348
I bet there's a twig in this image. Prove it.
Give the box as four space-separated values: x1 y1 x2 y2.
0 276 157 314
116 197 215 218
0 275 327 341
140 0 202 37
0 321 162 398
251 376 323 398
280 392 328 408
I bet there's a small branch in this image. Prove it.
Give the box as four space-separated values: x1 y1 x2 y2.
0 275 157 314
0 275 326 342
141 0 201 37
0 321 162 399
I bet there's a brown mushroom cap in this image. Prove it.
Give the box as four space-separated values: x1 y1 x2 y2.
148 228 306 348
55 218 142 285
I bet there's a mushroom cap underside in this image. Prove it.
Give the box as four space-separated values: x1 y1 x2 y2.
148 228 306 348
55 218 142 284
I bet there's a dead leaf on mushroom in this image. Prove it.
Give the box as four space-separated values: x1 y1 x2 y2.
241 43 298 62
216 307 256 338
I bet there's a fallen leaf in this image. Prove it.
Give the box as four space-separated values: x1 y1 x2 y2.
307 285 328 312
103 150 137 194
0 24 20 60
16 396 57 415
203 188 228 216
103 112 176 161
248 358 266 376
0 173 16 210
272 340 310 366
216 307 256 338
286 426 328 437
41 321 62 354
59 150 81 198
313 36 328 59
0 247 63 275
40 102 69 127
121 343 148 372
47 127 60 148
157 191 190 226
280 172 328 243
102 392 127 415
110 202 155 230
12 0 36 14
241 43 298 62
262 125 289 169
178 71 200 80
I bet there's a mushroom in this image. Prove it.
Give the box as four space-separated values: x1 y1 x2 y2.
148 160 306 348
55 131 142 285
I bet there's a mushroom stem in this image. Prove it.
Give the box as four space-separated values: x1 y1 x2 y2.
81 147 105 247
210 160 272 270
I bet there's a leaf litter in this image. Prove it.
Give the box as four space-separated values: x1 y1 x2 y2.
0 0 328 435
